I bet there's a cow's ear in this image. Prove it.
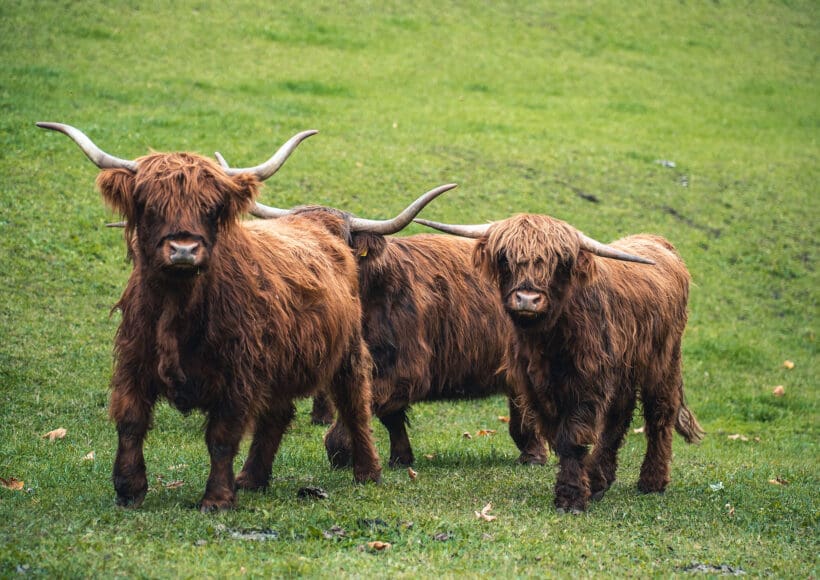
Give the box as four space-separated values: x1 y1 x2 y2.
473 235 498 284
352 233 386 261
223 173 260 222
575 251 598 286
96 169 135 219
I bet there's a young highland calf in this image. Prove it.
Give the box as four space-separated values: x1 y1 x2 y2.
37 122 451 511
243 201 550 468
417 214 704 513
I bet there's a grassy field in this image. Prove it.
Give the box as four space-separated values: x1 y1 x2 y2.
1 0 817 576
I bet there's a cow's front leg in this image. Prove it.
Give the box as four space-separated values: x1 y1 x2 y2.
552 410 595 514
200 410 245 512
110 387 155 508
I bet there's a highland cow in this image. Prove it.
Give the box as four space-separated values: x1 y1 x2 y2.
416 213 704 513
36 122 449 511
241 201 549 468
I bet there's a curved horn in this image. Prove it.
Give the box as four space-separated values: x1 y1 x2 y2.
250 202 295 219
218 130 318 181
577 232 656 265
412 218 492 239
36 122 138 172
348 184 458 235
106 221 127 228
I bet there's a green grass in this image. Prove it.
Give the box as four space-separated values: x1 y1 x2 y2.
1 0 817 576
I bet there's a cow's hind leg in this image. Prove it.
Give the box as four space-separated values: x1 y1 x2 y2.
587 390 636 501
200 410 246 512
638 361 682 494
310 390 335 426
379 407 414 467
236 402 296 491
328 337 382 483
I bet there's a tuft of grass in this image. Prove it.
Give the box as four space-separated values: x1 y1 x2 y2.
1 0 817 577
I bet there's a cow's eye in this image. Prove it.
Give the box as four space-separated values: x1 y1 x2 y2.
497 253 510 273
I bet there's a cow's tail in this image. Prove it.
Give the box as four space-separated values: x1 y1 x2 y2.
675 399 705 444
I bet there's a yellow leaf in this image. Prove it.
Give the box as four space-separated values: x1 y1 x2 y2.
424 454 435 460
474 502 497 522
633 426 644 434
43 428 67 442
164 480 185 489
768 477 789 486
462 432 473 439
83 451 95 461
366 541 391 551
772 385 785 397
782 360 795 370
727 434 749 442
0 477 24 491
498 416 510 423
407 467 418 481
476 429 497 437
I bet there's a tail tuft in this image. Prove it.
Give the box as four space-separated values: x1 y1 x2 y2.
675 405 705 444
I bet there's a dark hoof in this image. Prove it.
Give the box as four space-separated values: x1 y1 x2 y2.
353 468 382 484
556 506 584 515
590 489 607 502
517 452 548 466
388 455 414 468
199 497 236 513
327 449 353 469
115 492 146 509
235 472 268 491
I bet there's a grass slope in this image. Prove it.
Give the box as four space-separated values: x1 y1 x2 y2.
0 0 817 577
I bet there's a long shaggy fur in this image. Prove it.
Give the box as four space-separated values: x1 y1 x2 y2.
97 152 381 511
475 214 703 512
317 232 547 467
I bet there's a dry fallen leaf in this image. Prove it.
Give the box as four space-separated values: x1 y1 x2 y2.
727 434 749 442
498 416 510 423
424 454 435 460
462 432 473 440
633 426 644 434
772 385 785 397
163 480 185 489
83 451 95 461
476 429 497 437
768 477 789 486
43 428 67 442
782 360 795 370
366 541 392 551
407 467 418 481
0 477 24 491
725 502 735 517
474 502 497 522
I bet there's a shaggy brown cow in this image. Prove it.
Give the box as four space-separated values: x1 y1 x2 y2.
237 197 550 468
37 122 451 511
416 214 704 513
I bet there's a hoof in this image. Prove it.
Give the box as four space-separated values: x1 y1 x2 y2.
556 506 584 515
517 452 548 466
388 454 414 468
199 497 236 513
353 468 382 484
637 482 667 495
235 472 268 491
115 492 146 509
590 489 607 502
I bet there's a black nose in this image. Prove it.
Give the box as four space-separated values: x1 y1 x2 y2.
169 241 199 265
514 290 542 312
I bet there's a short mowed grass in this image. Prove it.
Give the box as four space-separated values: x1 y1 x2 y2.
1 0 817 577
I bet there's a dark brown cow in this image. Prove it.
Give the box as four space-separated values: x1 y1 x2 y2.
241 200 550 468
416 214 703 513
37 122 451 511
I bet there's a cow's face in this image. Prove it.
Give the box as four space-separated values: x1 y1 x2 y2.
474 215 597 329
96 153 259 278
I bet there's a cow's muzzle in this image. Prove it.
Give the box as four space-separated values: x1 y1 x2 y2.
509 290 547 316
